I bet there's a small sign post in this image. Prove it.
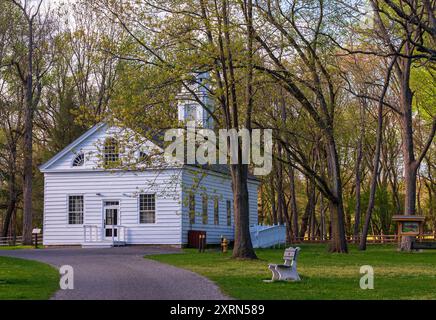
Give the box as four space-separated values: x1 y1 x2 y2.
392 216 425 251
32 228 41 249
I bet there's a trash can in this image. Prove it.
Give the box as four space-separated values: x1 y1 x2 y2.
187 230 207 248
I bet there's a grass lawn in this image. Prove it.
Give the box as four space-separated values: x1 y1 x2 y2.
0 245 43 250
147 244 436 300
0 256 59 299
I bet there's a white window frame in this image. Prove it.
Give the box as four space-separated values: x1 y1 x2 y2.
103 137 120 165
67 194 84 225
138 193 156 224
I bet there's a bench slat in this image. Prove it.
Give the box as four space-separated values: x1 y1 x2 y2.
283 249 297 259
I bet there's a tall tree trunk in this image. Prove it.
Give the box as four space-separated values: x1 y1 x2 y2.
280 93 297 241
417 175 423 215
309 201 318 240
2 180 17 238
22 18 34 245
388 157 402 214
353 102 364 242
396 41 436 219
359 55 396 250
289 166 299 241
401 104 417 216
399 45 417 216
353 162 362 243
299 176 315 239
277 144 291 243
325 135 348 253
320 194 326 240
231 164 257 259
270 171 277 225
231 0 256 259
281 196 292 244
299 208 309 239
276 169 284 225
9 0 46 244
359 95 384 251
2 142 18 238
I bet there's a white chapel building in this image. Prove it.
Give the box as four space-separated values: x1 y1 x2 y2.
39 73 259 247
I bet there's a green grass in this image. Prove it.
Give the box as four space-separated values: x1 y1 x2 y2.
0 245 43 250
0 256 59 300
147 244 436 300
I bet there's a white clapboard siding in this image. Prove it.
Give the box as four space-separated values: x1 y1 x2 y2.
41 122 260 246
181 168 259 244
43 170 183 245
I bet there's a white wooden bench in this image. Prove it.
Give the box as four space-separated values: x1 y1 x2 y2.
265 247 301 282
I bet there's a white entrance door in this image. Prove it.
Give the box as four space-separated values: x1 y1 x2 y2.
104 201 119 241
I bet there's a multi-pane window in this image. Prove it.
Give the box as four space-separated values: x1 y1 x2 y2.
68 195 83 224
214 197 219 225
202 194 208 224
72 152 84 167
226 200 232 226
139 194 155 223
104 137 119 165
189 194 196 224
184 104 197 121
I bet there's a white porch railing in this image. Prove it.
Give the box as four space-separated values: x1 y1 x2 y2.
117 226 127 243
83 225 101 242
83 225 127 244
250 224 286 248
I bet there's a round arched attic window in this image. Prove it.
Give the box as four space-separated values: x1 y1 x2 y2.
72 152 85 167
139 151 147 161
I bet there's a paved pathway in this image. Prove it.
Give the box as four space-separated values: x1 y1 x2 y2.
0 246 229 300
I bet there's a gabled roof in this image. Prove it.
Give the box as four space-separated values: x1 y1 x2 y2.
39 122 107 171
39 122 260 182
